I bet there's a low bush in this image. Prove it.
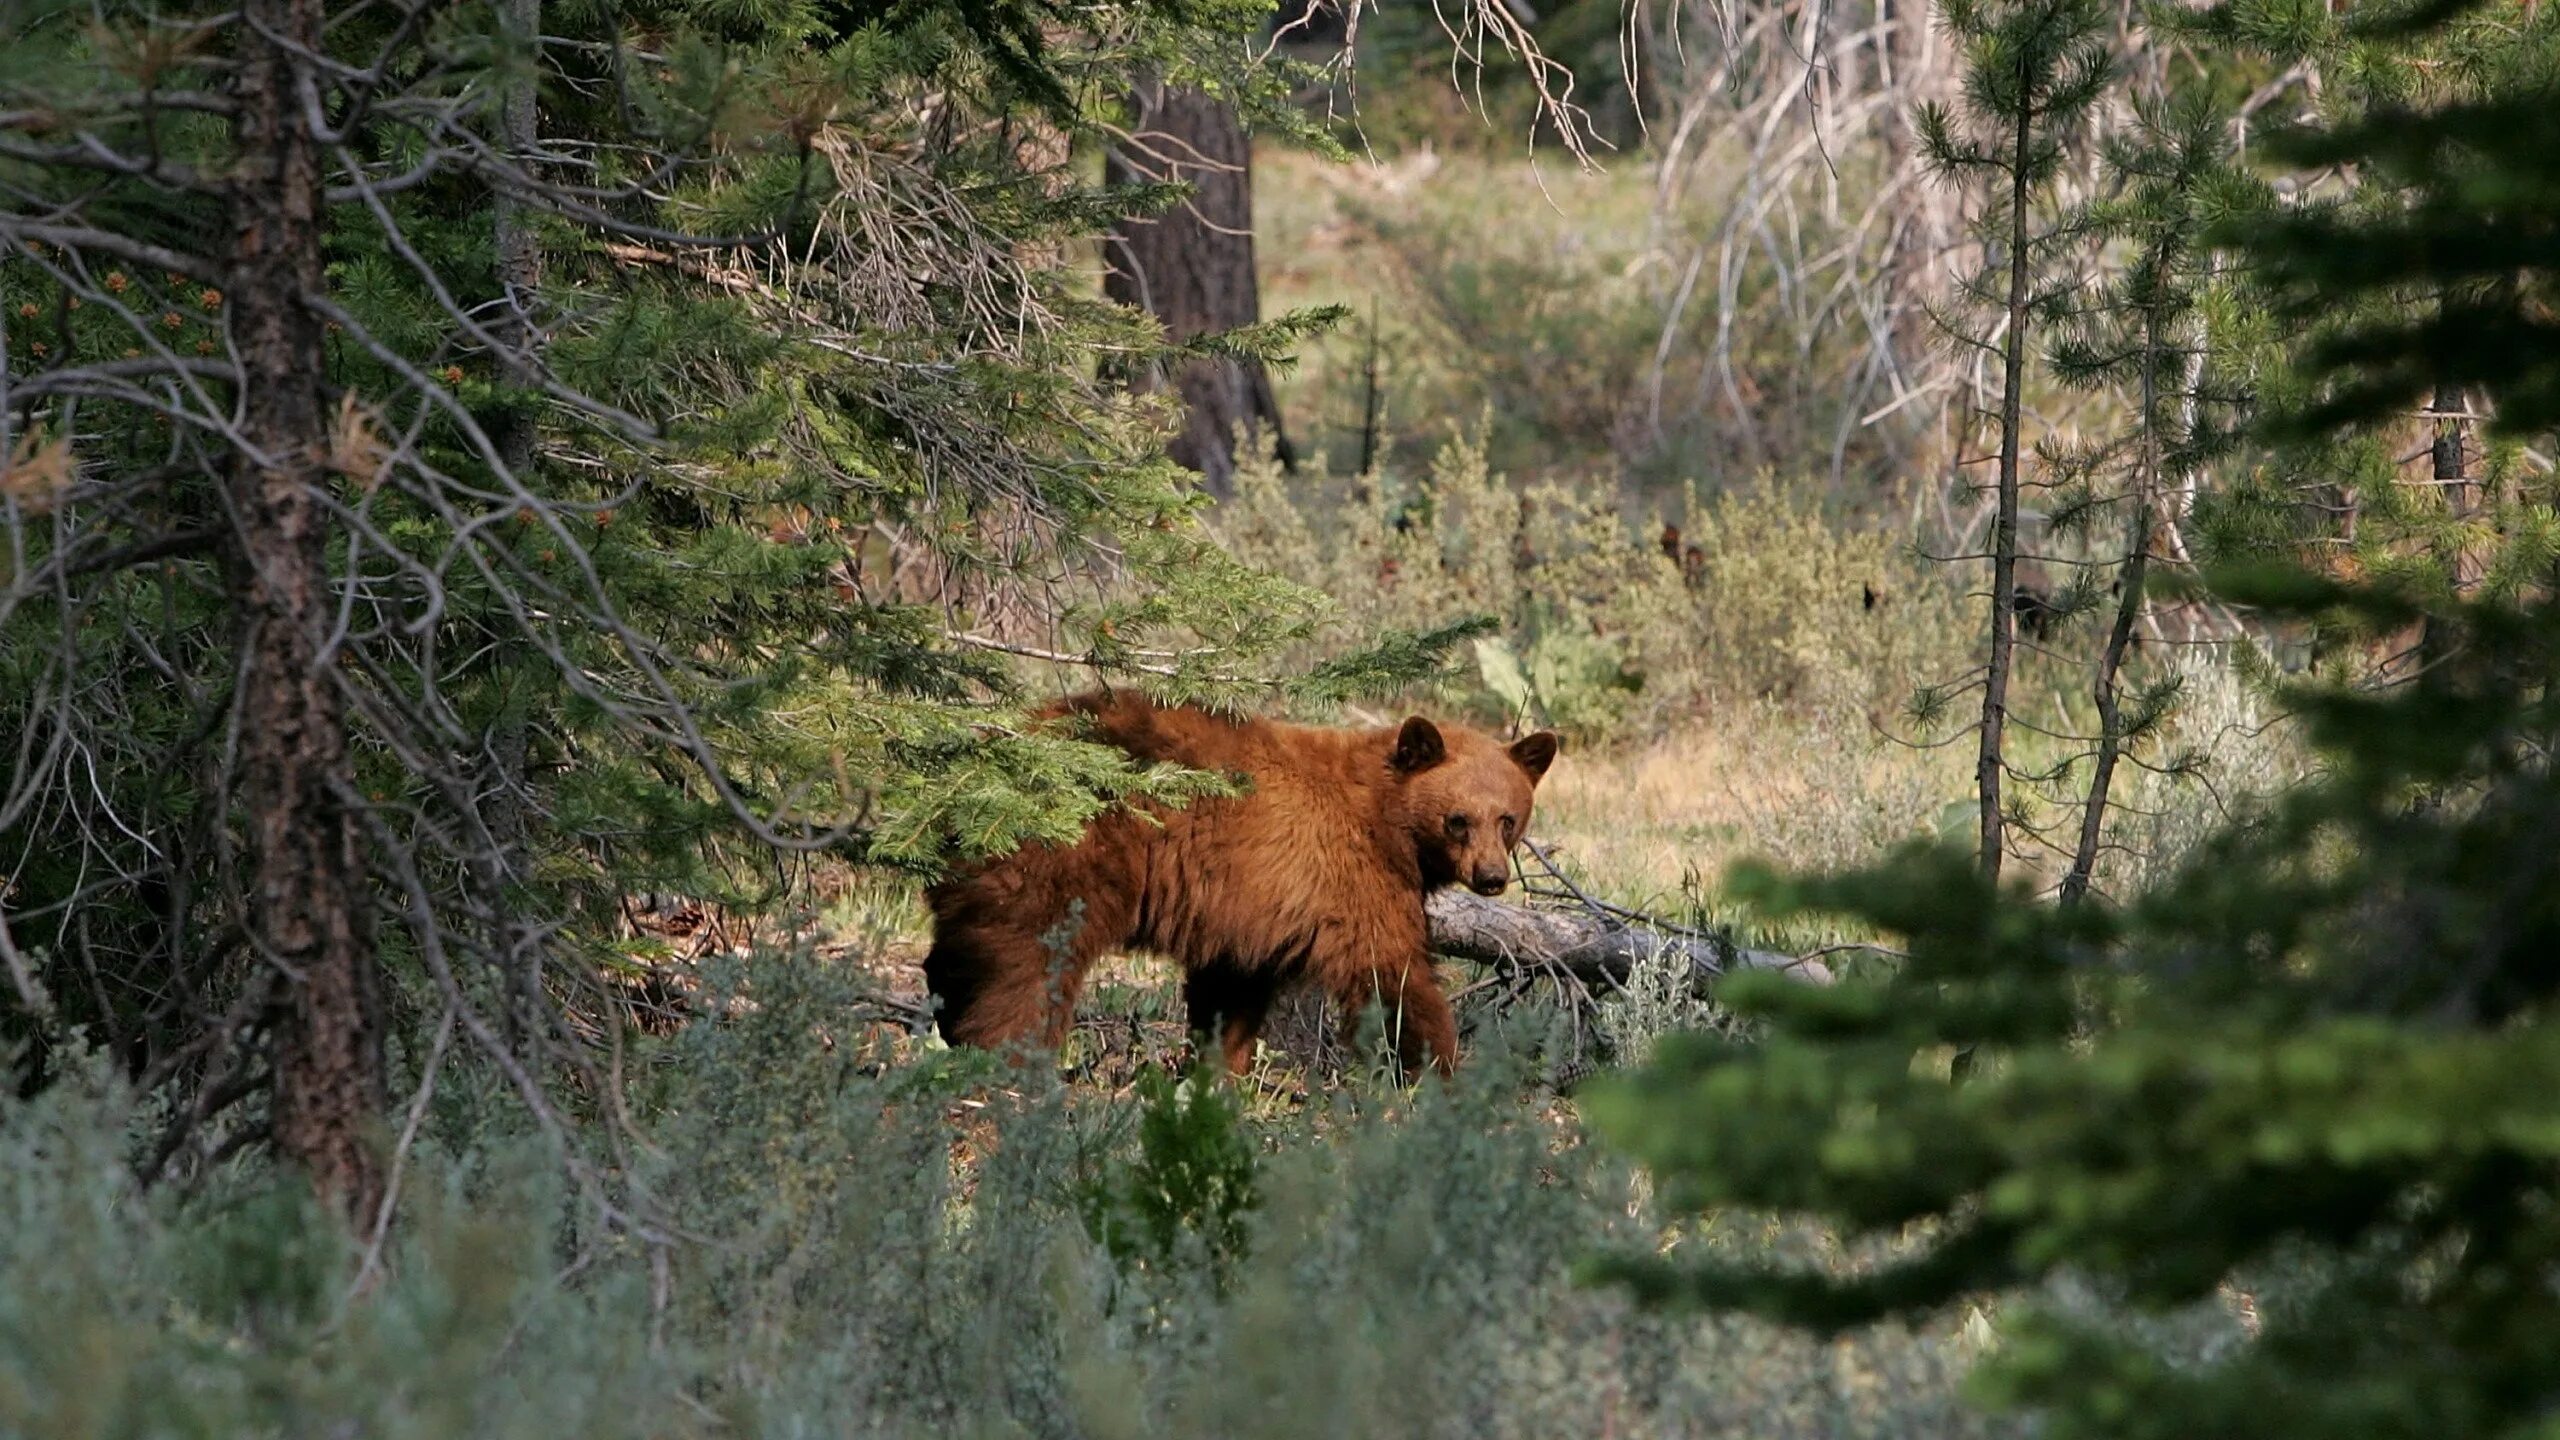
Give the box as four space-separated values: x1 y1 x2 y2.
0 959 2008 1440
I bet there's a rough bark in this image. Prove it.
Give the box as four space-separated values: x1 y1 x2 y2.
1260 893 1833 1073
1104 78 1290 498
487 0 543 1042
231 0 385 1223
491 0 542 481
2420 377 2477 681
2435 378 2474 585
1421 890 1834 987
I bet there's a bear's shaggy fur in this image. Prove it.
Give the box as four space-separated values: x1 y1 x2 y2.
922 691 1559 1077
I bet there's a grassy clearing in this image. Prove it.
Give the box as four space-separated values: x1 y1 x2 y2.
1536 707 1970 907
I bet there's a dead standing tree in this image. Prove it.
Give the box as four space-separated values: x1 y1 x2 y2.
1636 0 1966 496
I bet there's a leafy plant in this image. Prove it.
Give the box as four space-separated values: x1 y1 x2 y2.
1078 1061 1262 1282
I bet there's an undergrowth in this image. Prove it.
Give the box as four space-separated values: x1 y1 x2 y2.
0 958 2009 1440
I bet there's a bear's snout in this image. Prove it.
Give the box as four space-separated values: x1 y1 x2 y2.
1469 870 1510 896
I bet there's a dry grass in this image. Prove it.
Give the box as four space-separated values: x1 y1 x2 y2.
1535 706 1970 909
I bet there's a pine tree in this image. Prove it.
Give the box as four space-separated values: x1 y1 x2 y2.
2040 90 2231 904
1583 5 2560 1432
1104 79 1292 497
2184 0 2560 684
1911 0 2114 881
0 0 1443 1221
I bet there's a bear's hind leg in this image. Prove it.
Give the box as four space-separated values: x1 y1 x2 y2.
925 887 1130 1060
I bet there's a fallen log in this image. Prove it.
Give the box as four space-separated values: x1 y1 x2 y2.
1257 892 1834 1079
1423 889 1834 988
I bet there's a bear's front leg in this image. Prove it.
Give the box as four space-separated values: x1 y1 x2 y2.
1329 952 1458 1080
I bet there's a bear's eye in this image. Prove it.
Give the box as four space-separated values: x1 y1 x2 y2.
1499 814 1517 842
1445 813 1471 837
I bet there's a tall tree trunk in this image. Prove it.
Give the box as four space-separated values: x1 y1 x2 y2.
2061 310 2160 909
1104 78 1291 499
1950 74 2036 1086
2434 379 2474 586
492 1 541 483
1978 74 2036 883
232 0 385 1223
488 0 543 1045
2419 378 2476 682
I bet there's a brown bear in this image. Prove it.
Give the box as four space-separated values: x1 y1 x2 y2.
922 691 1560 1079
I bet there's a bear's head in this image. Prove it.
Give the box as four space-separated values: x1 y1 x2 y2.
1387 716 1560 896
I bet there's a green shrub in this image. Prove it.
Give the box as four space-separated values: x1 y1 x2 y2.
0 966 2010 1440
1077 1062 1261 1283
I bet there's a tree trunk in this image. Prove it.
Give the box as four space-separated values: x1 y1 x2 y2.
1422 890 1832 986
232 0 385 1224
2420 377 2476 681
492 0 542 483
2061 310 2160 909
1978 71 2036 883
2435 379 2475 588
1104 79 1291 499
487 0 543 1046
1952 61 2040 1085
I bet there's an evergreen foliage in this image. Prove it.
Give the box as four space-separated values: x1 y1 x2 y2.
1911 0 2115 881
0 0 1447 1201
2238 1 2560 439
1077 1059 1261 1281
2033 88 2234 901
1585 3 2560 1431
7 0 2558 1425
2177 0 2560 673
1589 567 2560 1435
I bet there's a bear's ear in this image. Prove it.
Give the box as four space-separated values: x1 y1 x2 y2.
1391 716 1447 774
1508 730 1559 782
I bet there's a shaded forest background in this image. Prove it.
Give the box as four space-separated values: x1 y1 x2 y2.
5 0 2560 1431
